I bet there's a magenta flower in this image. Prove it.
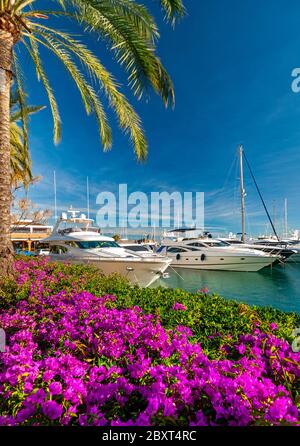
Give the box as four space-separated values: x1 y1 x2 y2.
49 382 62 396
236 344 247 355
266 396 299 422
172 302 187 311
41 401 63 420
16 407 36 423
0 258 299 427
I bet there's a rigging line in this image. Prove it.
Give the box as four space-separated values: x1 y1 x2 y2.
208 154 238 230
169 265 185 281
244 176 255 238
242 152 280 241
245 201 254 239
213 153 239 215
222 152 238 192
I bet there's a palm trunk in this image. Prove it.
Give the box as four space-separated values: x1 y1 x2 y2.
0 30 13 276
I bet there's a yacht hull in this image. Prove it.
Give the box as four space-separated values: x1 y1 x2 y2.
286 252 300 263
49 257 171 287
168 255 276 272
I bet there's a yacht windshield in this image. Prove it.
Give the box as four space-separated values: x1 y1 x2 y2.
76 241 119 249
187 241 230 248
204 241 230 247
125 245 149 252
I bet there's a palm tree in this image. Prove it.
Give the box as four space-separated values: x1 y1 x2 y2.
0 0 185 274
10 90 44 189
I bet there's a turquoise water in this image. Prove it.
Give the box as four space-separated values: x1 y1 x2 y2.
156 263 300 314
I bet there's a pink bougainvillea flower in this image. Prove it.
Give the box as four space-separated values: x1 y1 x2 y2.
0 258 298 427
41 401 63 420
172 302 187 311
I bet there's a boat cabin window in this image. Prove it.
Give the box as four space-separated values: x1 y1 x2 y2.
11 226 29 233
167 247 188 253
50 245 68 255
32 227 49 233
254 241 286 247
125 245 150 252
225 240 242 245
187 242 206 248
75 240 119 249
203 241 230 247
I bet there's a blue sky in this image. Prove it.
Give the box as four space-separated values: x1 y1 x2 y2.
16 0 300 235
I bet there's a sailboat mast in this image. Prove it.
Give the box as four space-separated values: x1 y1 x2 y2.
86 177 90 219
284 198 288 238
239 145 246 242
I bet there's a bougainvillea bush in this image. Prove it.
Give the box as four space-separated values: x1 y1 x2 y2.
0 258 299 426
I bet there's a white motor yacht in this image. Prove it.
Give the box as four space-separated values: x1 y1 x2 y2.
43 210 171 287
158 229 280 272
251 237 300 263
219 235 298 263
283 242 300 262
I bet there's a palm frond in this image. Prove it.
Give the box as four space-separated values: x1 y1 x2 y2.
27 30 112 149
31 24 147 158
10 118 32 188
12 54 29 155
10 105 45 123
3 0 185 162
67 0 174 106
22 36 62 144
159 0 186 26
9 91 44 188
69 0 159 41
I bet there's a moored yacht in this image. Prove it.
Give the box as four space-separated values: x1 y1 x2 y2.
283 242 300 262
43 210 171 287
251 238 300 263
219 235 298 263
158 229 280 272
219 237 296 262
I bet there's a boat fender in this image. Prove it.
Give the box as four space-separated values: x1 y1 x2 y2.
176 254 181 261
201 254 206 261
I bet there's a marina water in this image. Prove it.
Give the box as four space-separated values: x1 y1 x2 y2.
156 263 300 314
